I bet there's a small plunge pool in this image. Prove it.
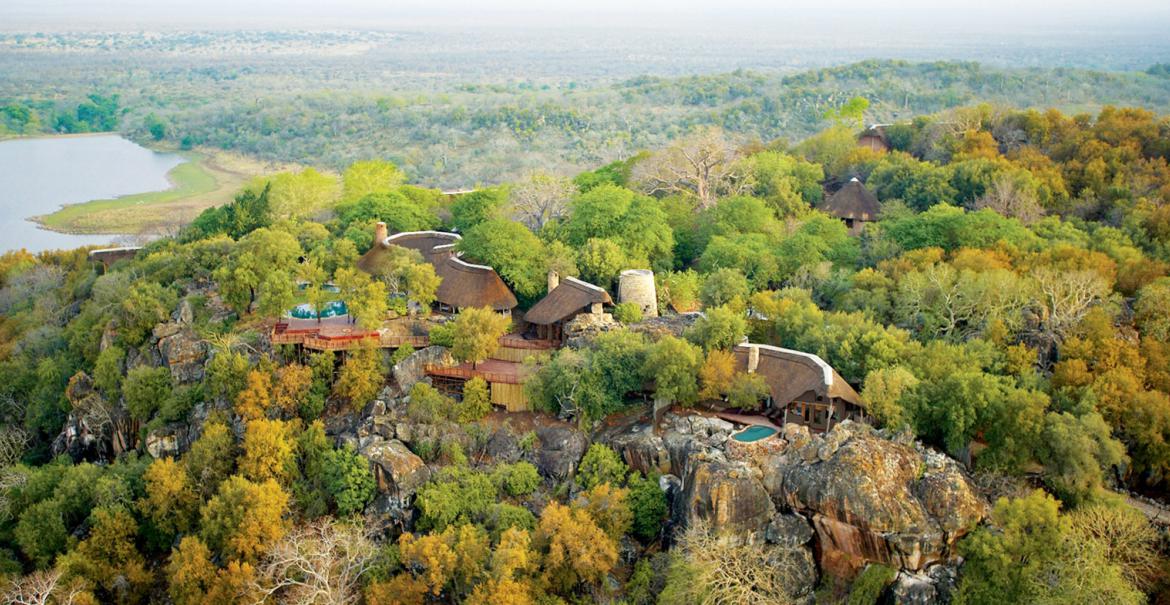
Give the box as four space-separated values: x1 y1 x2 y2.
731 425 778 442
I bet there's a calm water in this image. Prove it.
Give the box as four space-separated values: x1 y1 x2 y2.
0 134 185 253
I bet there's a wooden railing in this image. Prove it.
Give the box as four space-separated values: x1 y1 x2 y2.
498 335 557 350
380 334 430 348
424 364 526 385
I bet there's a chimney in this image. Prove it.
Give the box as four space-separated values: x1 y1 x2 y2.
374 222 388 247
747 345 760 373
547 270 560 293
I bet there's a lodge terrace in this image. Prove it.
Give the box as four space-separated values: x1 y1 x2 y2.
274 222 867 427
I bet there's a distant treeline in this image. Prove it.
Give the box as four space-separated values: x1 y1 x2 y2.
4 59 1170 187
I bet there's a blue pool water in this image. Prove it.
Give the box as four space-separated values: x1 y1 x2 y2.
732 425 777 442
289 300 348 319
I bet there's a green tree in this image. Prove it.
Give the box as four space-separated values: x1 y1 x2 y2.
643 336 703 407
342 160 407 203
699 267 751 308
214 228 301 315
562 184 674 269
451 187 508 232
93 345 125 401
14 499 67 568
458 219 547 300
576 444 628 490
685 304 747 351
450 307 511 369
576 238 629 290
323 444 376 516
123 365 174 422
120 280 179 346
627 473 668 542
458 377 492 423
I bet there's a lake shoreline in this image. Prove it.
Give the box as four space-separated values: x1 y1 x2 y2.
28 143 283 236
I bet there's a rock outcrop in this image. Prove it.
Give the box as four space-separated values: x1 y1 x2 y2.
391 346 452 394
531 425 588 480
562 312 619 348
359 435 431 505
676 458 775 536
777 422 986 573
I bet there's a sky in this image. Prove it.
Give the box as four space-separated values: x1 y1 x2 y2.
4 0 1170 32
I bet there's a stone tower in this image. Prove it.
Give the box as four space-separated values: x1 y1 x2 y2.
618 269 658 318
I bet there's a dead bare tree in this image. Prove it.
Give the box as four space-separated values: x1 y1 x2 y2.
633 127 746 209
1028 267 1111 356
1 570 87 605
249 519 379 605
975 176 1045 224
509 172 576 231
661 519 801 605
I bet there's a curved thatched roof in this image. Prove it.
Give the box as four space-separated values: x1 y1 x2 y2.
822 178 881 222
524 277 612 325
733 343 863 407
356 228 517 311
435 256 518 311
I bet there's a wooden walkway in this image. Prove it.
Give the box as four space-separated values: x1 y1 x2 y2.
272 318 558 354
425 359 528 385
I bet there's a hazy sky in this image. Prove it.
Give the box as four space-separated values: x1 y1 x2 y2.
5 0 1170 31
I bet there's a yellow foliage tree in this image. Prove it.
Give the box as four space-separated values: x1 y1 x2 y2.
239 418 296 484
534 501 618 593
200 476 290 563
272 364 313 417
491 527 536 581
698 349 737 401
167 536 218 605
235 370 272 421
365 574 428 605
467 578 534 605
57 507 151 602
334 344 384 411
398 531 456 596
573 483 632 541
139 456 198 537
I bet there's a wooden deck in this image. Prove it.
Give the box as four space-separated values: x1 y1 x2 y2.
273 317 556 354
424 359 528 385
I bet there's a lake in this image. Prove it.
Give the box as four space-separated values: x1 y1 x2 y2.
0 134 186 253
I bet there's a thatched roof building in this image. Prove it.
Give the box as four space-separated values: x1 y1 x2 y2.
821 178 881 235
435 256 518 312
525 275 612 326
357 223 517 313
858 125 890 152
733 343 865 432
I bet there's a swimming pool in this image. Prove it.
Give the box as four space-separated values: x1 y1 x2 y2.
288 300 348 319
732 425 778 442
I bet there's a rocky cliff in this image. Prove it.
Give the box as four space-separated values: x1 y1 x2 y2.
601 412 987 582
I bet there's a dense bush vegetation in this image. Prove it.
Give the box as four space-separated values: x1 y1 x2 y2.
3 99 1170 601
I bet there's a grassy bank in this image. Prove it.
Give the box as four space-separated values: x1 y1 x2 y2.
35 148 283 235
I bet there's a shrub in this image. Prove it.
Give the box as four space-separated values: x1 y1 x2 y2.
407 382 453 423
485 503 537 540
492 462 542 497
577 444 628 490
428 322 455 347
389 343 415 366
323 445 376 517
628 473 668 542
848 564 897 605
613 302 643 324
414 466 498 531
124 366 174 422
457 377 492 423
